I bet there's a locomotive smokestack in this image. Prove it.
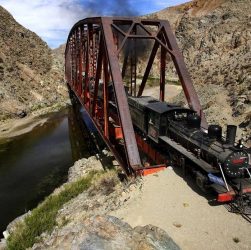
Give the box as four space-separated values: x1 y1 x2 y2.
226 125 237 145
208 125 222 140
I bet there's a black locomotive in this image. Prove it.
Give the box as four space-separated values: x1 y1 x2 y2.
128 95 251 209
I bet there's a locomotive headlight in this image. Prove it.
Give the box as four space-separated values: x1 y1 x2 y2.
224 151 249 178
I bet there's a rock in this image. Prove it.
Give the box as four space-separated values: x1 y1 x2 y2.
68 156 104 182
2 231 9 240
16 110 27 118
32 215 180 250
68 152 120 183
6 211 31 234
239 113 251 129
0 239 6 250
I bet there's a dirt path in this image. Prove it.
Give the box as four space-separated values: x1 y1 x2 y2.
111 168 251 250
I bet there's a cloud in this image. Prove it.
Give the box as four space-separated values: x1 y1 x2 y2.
84 0 138 16
0 0 189 48
0 0 89 48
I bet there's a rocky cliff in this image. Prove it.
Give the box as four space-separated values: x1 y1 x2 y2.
149 0 251 144
0 6 68 121
52 44 66 74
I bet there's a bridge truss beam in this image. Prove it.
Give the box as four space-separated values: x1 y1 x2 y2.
65 17 207 175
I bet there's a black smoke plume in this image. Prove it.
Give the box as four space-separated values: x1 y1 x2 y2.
85 0 138 16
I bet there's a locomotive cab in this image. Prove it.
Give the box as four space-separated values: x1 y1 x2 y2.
146 101 196 143
147 111 167 142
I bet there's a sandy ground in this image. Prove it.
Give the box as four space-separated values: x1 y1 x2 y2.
111 168 251 250
143 84 182 100
0 103 69 141
0 115 48 141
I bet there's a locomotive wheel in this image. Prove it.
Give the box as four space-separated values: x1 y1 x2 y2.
196 172 208 193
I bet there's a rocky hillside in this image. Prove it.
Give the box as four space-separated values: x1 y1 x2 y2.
148 0 251 145
0 6 68 121
52 44 66 73
149 0 226 28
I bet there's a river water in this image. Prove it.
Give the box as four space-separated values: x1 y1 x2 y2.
0 106 91 233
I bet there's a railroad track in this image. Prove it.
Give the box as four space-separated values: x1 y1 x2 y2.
225 198 251 223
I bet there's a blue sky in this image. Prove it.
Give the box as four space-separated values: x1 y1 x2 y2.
0 0 189 48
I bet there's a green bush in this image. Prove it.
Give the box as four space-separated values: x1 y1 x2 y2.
7 171 99 250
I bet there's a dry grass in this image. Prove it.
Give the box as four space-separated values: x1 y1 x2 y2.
88 170 119 196
7 170 101 250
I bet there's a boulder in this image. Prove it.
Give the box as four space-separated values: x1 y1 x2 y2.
32 215 180 250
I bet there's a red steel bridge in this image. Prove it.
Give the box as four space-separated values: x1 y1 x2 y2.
65 17 207 176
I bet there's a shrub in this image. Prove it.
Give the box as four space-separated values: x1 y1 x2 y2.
7 171 99 250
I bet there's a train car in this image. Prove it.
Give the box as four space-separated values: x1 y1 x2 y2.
128 95 251 211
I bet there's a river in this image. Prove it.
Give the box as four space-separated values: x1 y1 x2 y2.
0 106 92 233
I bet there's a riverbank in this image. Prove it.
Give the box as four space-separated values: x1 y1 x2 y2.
0 154 179 250
0 101 70 141
0 105 93 236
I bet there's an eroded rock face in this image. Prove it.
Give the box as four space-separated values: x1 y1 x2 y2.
32 215 180 250
0 6 68 121
68 150 119 183
68 156 104 183
148 0 250 144
176 0 250 144
176 2 250 108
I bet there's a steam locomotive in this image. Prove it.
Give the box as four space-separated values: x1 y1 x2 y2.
127 95 251 210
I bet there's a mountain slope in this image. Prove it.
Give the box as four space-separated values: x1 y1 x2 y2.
149 0 251 144
0 6 68 120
